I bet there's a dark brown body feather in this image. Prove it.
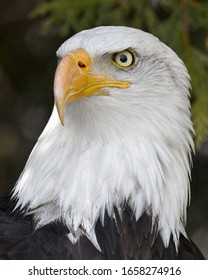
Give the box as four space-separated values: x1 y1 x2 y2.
0 193 204 260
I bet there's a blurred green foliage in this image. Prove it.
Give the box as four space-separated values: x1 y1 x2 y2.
31 0 208 146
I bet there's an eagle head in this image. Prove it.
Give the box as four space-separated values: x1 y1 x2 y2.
13 26 194 249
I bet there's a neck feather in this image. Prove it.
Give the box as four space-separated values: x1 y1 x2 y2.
13 94 194 249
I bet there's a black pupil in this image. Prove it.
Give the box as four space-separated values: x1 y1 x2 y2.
120 54 128 63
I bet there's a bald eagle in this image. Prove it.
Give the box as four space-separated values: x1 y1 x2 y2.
0 26 205 260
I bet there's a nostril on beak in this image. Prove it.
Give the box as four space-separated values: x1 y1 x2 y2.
78 61 86 68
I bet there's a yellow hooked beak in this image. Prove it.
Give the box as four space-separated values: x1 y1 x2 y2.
54 49 130 125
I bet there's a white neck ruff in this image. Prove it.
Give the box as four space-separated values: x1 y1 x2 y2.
13 92 193 249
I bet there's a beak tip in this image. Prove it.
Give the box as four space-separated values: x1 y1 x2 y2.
55 100 65 126
58 111 65 126
60 118 65 126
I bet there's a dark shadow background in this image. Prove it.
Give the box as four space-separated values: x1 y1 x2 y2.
0 0 207 258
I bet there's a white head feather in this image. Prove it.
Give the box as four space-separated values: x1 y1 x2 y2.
13 26 194 249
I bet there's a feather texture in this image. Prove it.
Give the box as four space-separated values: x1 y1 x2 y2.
0 193 204 259
0 26 203 258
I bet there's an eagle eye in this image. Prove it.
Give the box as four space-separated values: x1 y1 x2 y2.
112 50 135 68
